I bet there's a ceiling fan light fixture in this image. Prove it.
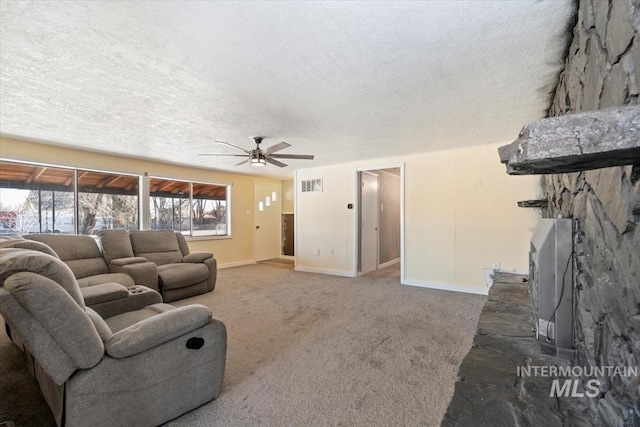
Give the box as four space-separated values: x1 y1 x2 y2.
202 137 314 168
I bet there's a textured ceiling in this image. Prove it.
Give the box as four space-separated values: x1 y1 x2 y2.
0 1 574 179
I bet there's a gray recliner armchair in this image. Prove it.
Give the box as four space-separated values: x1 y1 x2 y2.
0 247 227 427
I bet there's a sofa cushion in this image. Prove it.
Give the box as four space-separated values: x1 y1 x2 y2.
129 230 183 265
77 273 135 288
26 234 103 261
98 230 135 264
65 258 110 279
27 234 109 278
157 263 208 290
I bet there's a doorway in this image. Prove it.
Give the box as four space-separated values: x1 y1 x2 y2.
357 166 402 279
254 181 282 262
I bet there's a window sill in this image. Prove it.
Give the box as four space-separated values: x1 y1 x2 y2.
185 235 232 242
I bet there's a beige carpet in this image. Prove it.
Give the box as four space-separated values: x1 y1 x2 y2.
1 262 486 426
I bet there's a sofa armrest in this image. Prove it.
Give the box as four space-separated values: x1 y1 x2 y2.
105 305 212 358
81 283 130 305
202 257 217 292
183 252 213 263
109 257 148 266
109 260 158 291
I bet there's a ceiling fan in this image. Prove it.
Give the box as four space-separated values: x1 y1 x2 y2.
198 136 315 168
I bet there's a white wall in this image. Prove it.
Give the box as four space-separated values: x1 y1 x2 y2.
295 166 356 276
295 142 542 293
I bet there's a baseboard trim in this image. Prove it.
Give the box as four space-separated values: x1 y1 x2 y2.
280 255 295 260
403 279 489 296
378 258 400 269
218 260 256 269
483 268 495 287
295 266 356 278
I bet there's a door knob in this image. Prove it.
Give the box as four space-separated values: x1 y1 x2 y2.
256 225 260 229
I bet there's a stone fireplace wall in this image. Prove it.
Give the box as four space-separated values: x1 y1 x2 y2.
544 0 639 424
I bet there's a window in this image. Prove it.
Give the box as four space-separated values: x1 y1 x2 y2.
149 178 191 233
0 161 139 235
77 170 139 234
150 178 229 237
0 162 75 234
0 161 230 238
192 183 228 236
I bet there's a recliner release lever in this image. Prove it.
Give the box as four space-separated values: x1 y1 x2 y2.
186 337 205 350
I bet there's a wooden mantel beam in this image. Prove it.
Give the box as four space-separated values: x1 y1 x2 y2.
498 106 640 175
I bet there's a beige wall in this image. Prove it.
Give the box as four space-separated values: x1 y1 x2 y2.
295 142 542 293
282 179 295 213
0 137 282 266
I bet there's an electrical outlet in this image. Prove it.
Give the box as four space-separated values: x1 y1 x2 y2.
492 262 501 270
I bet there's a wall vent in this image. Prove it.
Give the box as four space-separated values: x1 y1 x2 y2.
301 178 322 193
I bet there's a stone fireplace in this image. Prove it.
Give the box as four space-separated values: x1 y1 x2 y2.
543 0 639 424
446 1 639 425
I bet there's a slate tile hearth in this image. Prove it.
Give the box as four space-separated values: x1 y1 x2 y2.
442 272 594 427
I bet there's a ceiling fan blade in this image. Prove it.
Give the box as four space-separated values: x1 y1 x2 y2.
214 140 252 154
235 158 250 166
265 157 288 168
264 142 291 155
198 153 249 157
269 154 315 160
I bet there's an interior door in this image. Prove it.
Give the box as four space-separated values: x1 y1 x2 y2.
254 181 282 261
360 173 379 274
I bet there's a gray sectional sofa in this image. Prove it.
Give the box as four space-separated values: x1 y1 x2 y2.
24 230 217 303
0 244 227 427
